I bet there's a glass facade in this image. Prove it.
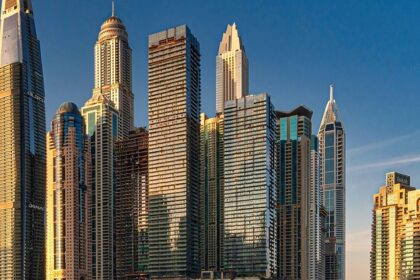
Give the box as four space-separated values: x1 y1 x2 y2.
148 25 201 279
318 86 346 280
223 93 277 278
0 1 46 279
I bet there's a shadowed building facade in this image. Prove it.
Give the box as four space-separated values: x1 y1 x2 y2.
318 85 346 280
0 0 46 279
46 102 91 280
371 172 420 279
115 128 149 279
277 106 313 280
148 25 201 279
223 94 277 278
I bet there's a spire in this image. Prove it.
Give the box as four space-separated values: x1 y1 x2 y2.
218 23 245 54
112 0 115 16
330 84 334 101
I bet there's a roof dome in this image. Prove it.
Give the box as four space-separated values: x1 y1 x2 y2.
98 15 128 41
57 102 79 114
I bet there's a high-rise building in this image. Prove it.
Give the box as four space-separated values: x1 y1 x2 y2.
46 102 91 280
0 1 46 279
371 172 420 279
200 113 224 277
318 85 346 280
310 135 325 280
81 93 119 280
223 94 277 278
115 128 149 279
277 106 313 280
94 4 134 138
148 25 201 279
216 23 248 114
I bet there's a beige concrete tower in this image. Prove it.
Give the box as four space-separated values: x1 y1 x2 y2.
94 3 133 138
46 103 91 280
216 23 249 114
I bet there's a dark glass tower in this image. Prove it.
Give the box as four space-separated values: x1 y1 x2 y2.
0 1 46 279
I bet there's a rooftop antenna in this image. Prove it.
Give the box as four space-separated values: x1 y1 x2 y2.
112 0 115 16
329 84 334 101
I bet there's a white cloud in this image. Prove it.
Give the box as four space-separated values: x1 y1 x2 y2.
348 154 420 172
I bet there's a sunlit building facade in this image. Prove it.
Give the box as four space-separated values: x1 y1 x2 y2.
115 128 149 279
94 7 134 138
277 106 313 280
0 1 46 279
216 23 248 114
318 85 346 280
81 93 119 280
223 93 277 278
46 102 91 280
371 172 420 279
200 113 224 276
148 25 201 279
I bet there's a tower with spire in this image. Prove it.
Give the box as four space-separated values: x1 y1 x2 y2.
318 85 346 280
0 0 46 279
216 23 249 114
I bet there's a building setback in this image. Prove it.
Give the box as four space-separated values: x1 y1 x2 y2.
46 103 91 280
200 113 224 276
371 172 420 279
0 0 46 279
115 128 149 279
93 6 134 138
81 93 119 280
318 85 346 280
223 93 277 278
277 106 313 280
216 23 248 114
148 25 201 279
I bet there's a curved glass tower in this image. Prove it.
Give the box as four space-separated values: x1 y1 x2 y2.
318 85 346 280
0 1 46 279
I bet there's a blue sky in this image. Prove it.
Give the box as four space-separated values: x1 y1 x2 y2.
34 0 420 278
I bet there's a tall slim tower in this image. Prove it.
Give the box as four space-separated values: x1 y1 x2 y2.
277 106 313 280
200 113 224 275
46 103 91 280
216 23 248 114
94 3 133 138
223 94 277 278
81 93 119 280
0 1 46 279
148 25 201 279
318 85 346 280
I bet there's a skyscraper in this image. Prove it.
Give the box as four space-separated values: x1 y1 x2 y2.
115 128 149 279
310 135 325 280
46 102 91 280
148 25 201 279
371 172 420 279
0 1 46 279
200 113 224 276
94 3 133 138
277 106 313 280
81 93 119 280
318 85 346 280
216 23 249 114
223 93 277 278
